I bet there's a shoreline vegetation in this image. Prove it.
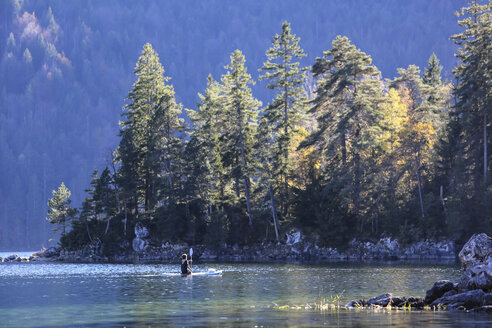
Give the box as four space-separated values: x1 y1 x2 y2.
41 1 490 260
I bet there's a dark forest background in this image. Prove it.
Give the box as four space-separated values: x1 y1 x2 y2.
0 0 469 250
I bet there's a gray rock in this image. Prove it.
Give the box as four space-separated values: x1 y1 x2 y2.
6 254 18 261
397 297 425 308
484 293 492 305
367 293 394 307
424 280 458 304
134 222 149 239
43 247 60 258
132 237 147 253
458 233 492 270
466 305 492 313
441 290 458 298
459 261 492 292
132 223 149 253
431 289 486 310
345 299 366 308
285 229 302 245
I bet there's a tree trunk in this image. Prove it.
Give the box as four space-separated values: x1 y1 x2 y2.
484 107 488 187
238 113 253 226
440 185 448 225
341 132 347 165
414 157 425 218
269 185 280 242
86 220 93 243
123 206 128 236
104 217 110 235
243 177 253 226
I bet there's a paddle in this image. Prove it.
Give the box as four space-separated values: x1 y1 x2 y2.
189 248 193 272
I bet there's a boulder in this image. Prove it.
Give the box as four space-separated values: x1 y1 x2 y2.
467 305 492 313
431 289 486 310
459 261 492 292
424 280 458 304
42 247 60 258
367 293 394 307
485 293 492 305
6 254 18 261
285 229 302 245
457 233 492 292
134 222 149 239
397 297 425 308
345 299 366 308
458 233 492 270
132 237 148 253
132 223 149 253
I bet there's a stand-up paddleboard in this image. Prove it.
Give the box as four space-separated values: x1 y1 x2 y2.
162 268 223 277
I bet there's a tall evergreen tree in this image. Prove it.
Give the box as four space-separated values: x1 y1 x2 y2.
186 75 224 220
451 0 491 191
221 50 261 227
308 36 386 233
116 43 184 224
259 21 308 219
443 0 492 240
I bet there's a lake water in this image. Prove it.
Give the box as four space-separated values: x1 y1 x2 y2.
0 251 37 258
1 262 491 327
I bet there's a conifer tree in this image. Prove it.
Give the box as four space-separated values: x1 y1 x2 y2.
46 182 76 235
186 75 224 219
440 0 492 239
254 115 281 241
259 21 308 219
117 43 184 222
451 0 491 191
423 53 443 87
309 36 386 233
221 50 261 227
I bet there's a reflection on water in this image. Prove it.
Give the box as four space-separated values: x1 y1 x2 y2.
0 262 490 327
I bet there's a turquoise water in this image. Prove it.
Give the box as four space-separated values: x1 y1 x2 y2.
0 262 490 327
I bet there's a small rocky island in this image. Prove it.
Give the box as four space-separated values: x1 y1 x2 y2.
346 233 492 312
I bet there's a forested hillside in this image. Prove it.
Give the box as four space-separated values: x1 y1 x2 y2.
1 0 486 250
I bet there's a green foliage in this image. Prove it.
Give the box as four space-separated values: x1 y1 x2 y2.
44 1 491 253
258 21 309 224
46 182 77 236
308 35 386 234
220 49 262 227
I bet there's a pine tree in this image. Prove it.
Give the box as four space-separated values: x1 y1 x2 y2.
117 43 184 222
186 75 224 220
46 182 76 235
451 0 491 191
442 0 492 240
221 50 261 227
308 36 386 233
259 21 308 220
423 53 443 87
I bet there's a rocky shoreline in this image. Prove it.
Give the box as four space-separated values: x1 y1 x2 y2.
2 229 456 264
1 236 456 264
345 233 492 313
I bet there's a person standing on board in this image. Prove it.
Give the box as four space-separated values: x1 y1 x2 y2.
181 254 192 274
